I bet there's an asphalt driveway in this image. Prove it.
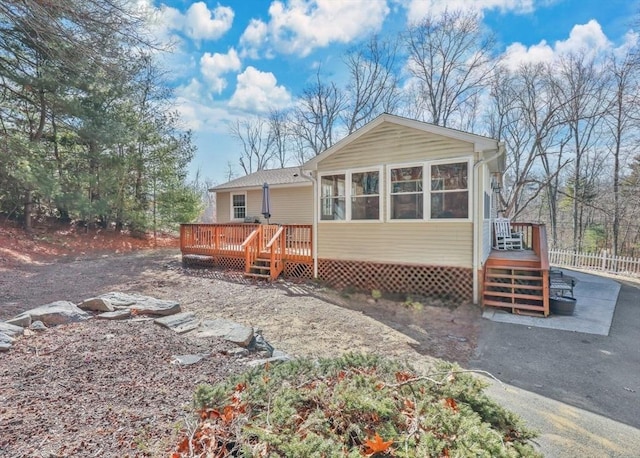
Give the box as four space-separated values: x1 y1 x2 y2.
470 274 640 456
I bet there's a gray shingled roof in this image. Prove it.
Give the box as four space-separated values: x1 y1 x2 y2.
209 166 309 191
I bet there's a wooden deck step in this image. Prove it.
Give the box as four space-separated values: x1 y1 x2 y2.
484 282 543 291
483 300 545 312
484 291 544 301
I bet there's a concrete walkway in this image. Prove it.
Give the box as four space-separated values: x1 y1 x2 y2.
482 268 621 335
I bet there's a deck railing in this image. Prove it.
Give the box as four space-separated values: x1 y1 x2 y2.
265 226 285 280
241 226 262 274
180 223 312 263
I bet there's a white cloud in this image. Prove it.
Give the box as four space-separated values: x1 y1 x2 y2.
229 66 292 112
175 78 209 101
241 0 390 58
403 0 534 19
239 19 269 59
502 19 613 71
183 2 234 41
174 96 236 133
200 48 242 94
555 20 610 56
143 1 233 43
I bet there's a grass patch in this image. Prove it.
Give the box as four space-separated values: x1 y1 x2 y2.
172 354 541 457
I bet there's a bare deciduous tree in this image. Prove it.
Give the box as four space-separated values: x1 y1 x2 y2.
230 118 275 175
268 108 291 168
405 9 495 128
603 48 640 256
342 34 400 133
551 52 609 252
292 70 345 157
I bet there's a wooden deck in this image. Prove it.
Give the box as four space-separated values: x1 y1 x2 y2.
180 224 312 280
483 223 550 316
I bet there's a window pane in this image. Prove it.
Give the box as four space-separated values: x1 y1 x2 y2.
391 194 423 219
321 197 346 220
431 191 468 218
391 166 422 183
352 171 379 196
320 174 346 221
321 174 345 197
352 196 380 220
232 194 246 219
431 162 468 190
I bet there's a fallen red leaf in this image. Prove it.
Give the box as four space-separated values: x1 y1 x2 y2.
444 398 458 412
364 432 393 455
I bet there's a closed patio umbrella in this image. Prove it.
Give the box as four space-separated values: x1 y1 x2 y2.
261 182 271 224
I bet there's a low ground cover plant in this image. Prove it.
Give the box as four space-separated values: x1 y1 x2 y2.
173 354 540 457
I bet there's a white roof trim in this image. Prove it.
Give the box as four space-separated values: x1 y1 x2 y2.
211 181 312 193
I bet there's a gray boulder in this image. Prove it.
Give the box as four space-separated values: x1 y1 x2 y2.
78 297 114 312
191 318 254 347
0 322 24 337
155 312 200 334
98 292 180 316
30 320 47 331
24 301 90 326
6 313 31 328
95 310 131 320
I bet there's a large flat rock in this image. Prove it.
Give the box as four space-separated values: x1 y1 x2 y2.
155 312 200 334
24 301 90 326
78 297 114 312
191 318 254 347
98 292 181 316
0 322 24 337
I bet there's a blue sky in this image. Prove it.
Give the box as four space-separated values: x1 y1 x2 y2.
139 0 640 185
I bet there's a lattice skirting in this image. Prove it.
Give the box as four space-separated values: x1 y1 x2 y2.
318 259 473 303
182 254 313 280
182 254 244 271
284 261 313 279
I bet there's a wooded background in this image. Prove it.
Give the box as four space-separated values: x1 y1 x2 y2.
227 10 640 258
0 0 201 235
2 4 639 257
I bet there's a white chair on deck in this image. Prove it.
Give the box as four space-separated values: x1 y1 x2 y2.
494 218 523 250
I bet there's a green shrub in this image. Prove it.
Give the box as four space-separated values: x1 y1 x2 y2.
176 354 541 457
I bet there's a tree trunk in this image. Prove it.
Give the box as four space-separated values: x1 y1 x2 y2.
24 190 33 233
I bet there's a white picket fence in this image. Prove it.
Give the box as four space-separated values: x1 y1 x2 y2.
549 249 640 278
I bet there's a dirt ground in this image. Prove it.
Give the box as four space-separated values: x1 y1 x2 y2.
0 224 482 457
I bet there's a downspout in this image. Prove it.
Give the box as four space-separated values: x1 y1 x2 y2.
297 168 318 278
472 144 504 304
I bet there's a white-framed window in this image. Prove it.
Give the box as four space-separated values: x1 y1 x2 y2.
319 168 382 222
429 161 469 219
320 174 346 220
230 192 246 220
351 170 380 220
387 159 471 221
390 165 424 219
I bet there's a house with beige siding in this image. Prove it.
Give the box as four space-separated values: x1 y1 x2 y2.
184 114 550 313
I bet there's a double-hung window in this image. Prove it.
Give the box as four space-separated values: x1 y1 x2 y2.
351 171 380 220
388 161 470 220
231 193 246 220
390 166 423 219
430 162 469 219
320 174 346 220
